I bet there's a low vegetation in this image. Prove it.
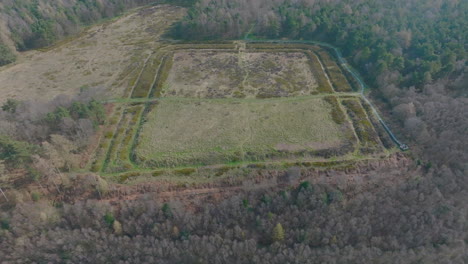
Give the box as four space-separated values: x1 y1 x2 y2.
150 53 174 98
342 99 382 154
304 51 334 94
314 49 353 92
103 105 143 173
130 54 161 98
0 5 186 103
360 99 394 149
163 50 318 98
0 44 16 66
0 0 194 66
323 96 346 125
135 97 350 167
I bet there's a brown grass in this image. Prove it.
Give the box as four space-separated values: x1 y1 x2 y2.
135 97 349 167
163 50 318 99
0 6 186 104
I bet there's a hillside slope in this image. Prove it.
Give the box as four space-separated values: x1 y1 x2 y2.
0 4 185 102
0 0 169 66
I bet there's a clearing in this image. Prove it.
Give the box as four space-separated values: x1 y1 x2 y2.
134 96 353 167
92 42 392 180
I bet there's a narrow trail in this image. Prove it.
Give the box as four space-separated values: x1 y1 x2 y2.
244 38 408 150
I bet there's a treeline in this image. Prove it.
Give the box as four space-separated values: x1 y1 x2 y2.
0 163 466 263
172 0 466 89
0 0 177 66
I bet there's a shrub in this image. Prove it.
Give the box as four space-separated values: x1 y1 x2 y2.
118 172 140 183
104 131 114 139
0 44 16 66
152 170 164 177
0 219 10 230
215 166 232 176
91 162 101 172
103 212 115 227
1 99 19 113
174 168 196 175
31 192 41 202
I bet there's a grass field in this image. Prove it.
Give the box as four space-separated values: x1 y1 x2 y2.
163 51 318 99
134 96 352 167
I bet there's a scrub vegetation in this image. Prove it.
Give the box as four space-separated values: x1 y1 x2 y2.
164 51 319 98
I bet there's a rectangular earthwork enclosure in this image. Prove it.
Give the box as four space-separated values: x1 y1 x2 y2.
98 43 387 174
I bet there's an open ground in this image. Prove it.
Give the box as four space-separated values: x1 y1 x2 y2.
135 96 352 168
0 5 185 103
164 51 318 98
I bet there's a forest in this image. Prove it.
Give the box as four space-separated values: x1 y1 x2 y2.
0 0 467 262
